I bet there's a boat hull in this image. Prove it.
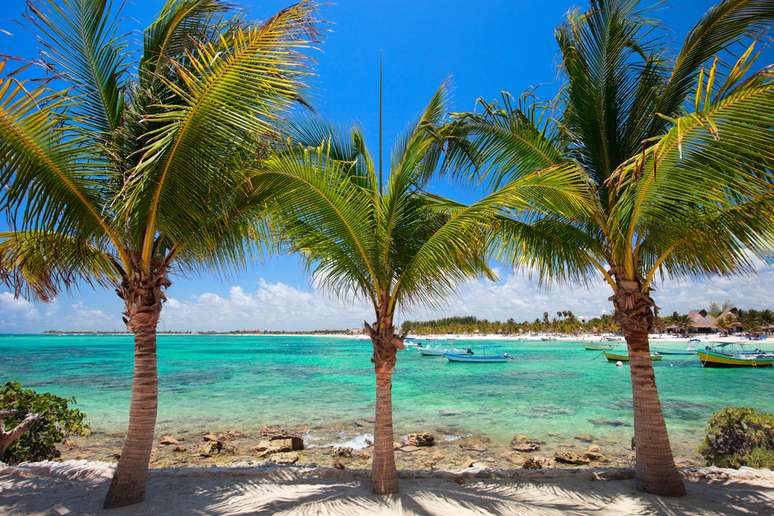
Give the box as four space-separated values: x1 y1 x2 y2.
445 353 510 363
604 351 662 362
697 351 774 368
585 344 613 351
420 348 470 357
653 350 696 356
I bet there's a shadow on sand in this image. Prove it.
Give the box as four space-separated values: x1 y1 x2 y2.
1 463 772 515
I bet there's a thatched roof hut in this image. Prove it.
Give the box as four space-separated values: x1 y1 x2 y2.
687 309 718 333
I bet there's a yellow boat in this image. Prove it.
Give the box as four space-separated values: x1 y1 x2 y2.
604 351 661 362
697 350 774 368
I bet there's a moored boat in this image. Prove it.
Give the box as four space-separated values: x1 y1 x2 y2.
585 343 613 351
604 351 662 362
420 347 472 357
652 348 696 355
697 350 774 368
446 352 513 363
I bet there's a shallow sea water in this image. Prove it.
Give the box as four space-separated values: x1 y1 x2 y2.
2 334 772 454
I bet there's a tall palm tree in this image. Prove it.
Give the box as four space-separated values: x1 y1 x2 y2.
251 85 590 493
452 0 773 497
0 0 318 507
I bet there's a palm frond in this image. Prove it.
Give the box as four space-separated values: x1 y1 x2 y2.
556 0 661 182
141 0 234 85
655 0 774 126
0 231 121 301
609 68 774 278
25 0 127 135
0 68 124 254
117 0 319 268
451 92 566 189
253 147 380 302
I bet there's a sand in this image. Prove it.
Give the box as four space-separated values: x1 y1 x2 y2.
2 460 772 515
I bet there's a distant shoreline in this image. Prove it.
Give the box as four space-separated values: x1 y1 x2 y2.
33 331 772 344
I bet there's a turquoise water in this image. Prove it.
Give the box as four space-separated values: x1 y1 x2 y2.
1 334 772 451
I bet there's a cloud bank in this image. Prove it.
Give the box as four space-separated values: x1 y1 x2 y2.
3 257 771 332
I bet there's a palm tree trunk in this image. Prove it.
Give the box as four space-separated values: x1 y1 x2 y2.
365 316 401 495
372 362 398 494
613 278 686 497
104 269 168 508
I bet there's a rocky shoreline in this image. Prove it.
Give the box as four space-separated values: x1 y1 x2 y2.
57 421 705 472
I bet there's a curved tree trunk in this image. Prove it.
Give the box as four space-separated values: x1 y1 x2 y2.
365 316 403 495
104 267 169 508
613 278 686 497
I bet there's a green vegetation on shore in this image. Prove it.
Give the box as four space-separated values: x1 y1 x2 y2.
402 308 774 336
0 382 88 464
700 407 774 469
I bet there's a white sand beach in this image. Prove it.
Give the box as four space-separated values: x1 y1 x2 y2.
2 460 772 515
409 332 774 344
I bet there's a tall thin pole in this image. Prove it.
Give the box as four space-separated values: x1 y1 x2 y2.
378 54 383 195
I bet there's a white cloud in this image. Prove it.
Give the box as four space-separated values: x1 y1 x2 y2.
3 258 773 332
159 280 373 332
0 292 41 330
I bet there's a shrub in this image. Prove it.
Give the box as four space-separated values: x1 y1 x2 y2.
0 381 89 464
699 407 774 469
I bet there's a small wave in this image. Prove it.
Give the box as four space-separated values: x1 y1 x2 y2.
330 433 374 450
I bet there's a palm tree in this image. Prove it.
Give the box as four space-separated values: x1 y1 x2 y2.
0 0 318 507
251 85 589 493
674 315 692 337
452 0 773 496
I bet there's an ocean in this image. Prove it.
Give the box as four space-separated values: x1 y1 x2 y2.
2 334 772 457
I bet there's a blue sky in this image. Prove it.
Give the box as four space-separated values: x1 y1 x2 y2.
1 0 772 332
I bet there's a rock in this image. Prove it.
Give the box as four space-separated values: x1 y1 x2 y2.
554 451 590 465
159 436 179 446
512 443 540 453
198 441 235 457
356 450 371 460
393 442 402 450
453 476 466 485
574 434 594 443
512 434 530 443
400 445 420 453
404 432 435 447
332 447 353 458
431 451 445 461
173 446 187 453
334 460 346 470
270 436 304 451
271 452 299 464
522 457 544 469
221 430 246 441
583 444 605 461
203 433 219 442
260 425 283 437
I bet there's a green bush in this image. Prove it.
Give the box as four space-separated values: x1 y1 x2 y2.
0 381 89 464
699 407 774 469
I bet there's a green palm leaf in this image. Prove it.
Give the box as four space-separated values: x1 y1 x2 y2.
26 0 127 135
121 1 319 268
0 231 121 301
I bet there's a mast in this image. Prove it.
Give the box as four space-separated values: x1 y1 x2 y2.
378 54 383 195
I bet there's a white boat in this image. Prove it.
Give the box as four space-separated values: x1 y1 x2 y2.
446 352 513 363
420 347 472 357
